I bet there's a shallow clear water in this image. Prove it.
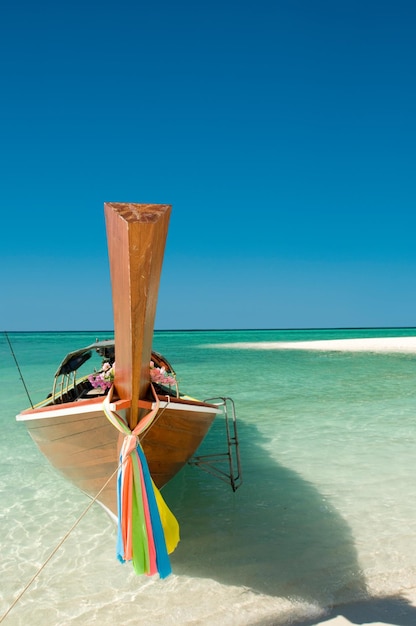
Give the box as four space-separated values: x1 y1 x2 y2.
1 329 416 625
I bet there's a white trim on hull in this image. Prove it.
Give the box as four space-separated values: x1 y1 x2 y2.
16 397 222 423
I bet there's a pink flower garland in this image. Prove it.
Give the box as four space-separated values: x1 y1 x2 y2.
88 362 114 391
88 361 176 391
150 361 176 386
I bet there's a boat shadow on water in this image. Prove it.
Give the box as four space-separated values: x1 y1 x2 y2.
162 417 416 626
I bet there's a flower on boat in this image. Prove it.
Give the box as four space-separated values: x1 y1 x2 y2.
88 361 176 392
150 361 176 386
88 362 115 391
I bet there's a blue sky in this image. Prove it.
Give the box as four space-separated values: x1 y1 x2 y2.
1 0 415 330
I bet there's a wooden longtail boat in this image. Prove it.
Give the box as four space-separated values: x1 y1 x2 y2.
16 203 231 518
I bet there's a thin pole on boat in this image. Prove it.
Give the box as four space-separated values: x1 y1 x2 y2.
4 331 34 409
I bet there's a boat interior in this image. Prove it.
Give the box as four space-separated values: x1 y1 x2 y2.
48 340 179 406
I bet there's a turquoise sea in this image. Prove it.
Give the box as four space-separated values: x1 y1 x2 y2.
1 328 416 625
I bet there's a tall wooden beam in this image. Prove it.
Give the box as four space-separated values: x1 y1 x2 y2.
104 203 171 429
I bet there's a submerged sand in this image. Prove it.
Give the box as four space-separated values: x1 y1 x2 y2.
226 333 416 626
213 336 416 353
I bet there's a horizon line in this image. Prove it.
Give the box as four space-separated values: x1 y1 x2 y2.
3 326 416 334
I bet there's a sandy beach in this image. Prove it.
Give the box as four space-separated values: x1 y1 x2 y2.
214 336 416 353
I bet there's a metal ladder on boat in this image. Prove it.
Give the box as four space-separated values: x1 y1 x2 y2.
189 397 242 492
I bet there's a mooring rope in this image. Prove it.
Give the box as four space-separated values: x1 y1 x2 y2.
0 465 121 624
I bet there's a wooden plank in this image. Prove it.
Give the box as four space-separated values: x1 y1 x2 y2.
104 203 171 429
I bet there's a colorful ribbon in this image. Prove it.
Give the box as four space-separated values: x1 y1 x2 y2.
103 388 180 577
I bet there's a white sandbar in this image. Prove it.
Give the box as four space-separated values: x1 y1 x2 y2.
211 336 416 353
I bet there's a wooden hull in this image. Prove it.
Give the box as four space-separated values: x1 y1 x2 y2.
17 395 219 516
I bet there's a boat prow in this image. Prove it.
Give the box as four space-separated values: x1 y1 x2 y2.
16 204 240 523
